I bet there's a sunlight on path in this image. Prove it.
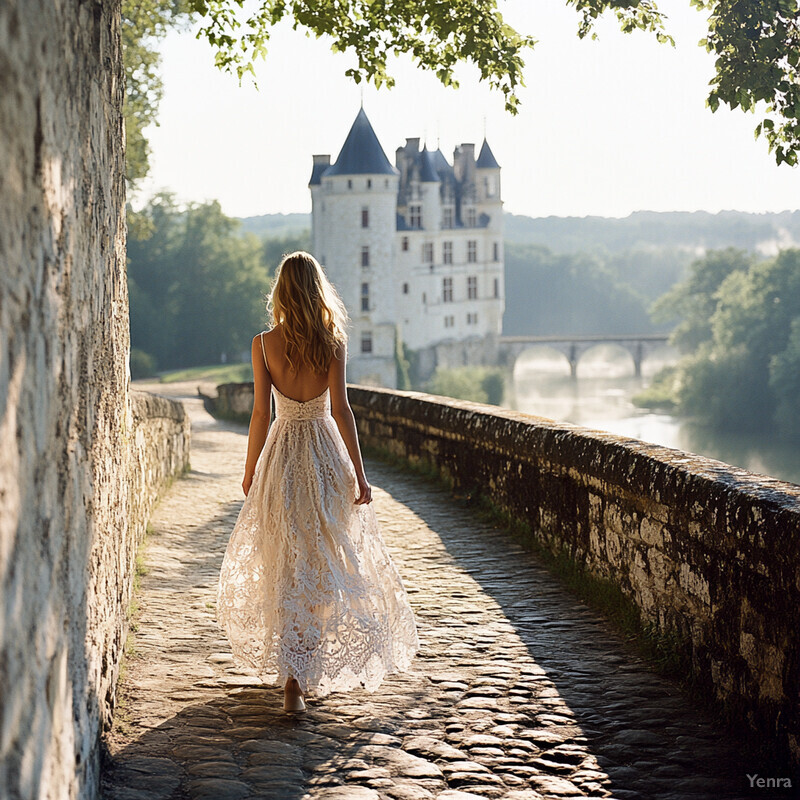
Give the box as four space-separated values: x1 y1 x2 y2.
102 383 748 800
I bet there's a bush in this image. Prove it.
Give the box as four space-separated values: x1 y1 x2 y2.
426 366 506 405
130 348 157 379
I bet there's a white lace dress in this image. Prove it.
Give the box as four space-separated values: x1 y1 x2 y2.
216 384 419 697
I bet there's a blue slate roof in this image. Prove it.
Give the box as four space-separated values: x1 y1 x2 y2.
324 108 396 177
419 148 439 182
308 161 329 186
476 139 500 169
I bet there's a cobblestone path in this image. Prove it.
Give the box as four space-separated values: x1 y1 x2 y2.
102 384 756 800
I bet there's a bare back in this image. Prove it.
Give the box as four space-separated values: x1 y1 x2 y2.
259 325 331 402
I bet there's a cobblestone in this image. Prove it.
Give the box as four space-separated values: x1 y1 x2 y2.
102 383 765 799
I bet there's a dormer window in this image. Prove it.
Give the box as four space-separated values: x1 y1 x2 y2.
443 207 453 228
409 205 422 228
466 207 476 227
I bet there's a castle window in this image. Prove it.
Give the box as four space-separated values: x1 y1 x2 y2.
361 207 369 228
385 179 389 187
410 205 422 228
361 282 370 312
367 178 372 189
467 276 478 299
422 292 427 304
467 241 477 263
402 236 409 252
443 242 453 265
402 282 409 294
466 207 476 227
444 315 454 328
467 312 479 325
361 246 370 268
360 330 373 353
493 242 500 262
347 179 353 189
442 277 453 303
484 175 497 197
423 242 433 262
493 277 499 298
443 207 453 228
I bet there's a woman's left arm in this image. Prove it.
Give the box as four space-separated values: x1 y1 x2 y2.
243 333 272 496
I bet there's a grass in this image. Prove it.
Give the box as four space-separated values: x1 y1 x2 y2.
157 362 253 384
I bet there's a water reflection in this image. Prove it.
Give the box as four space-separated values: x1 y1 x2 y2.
510 346 800 486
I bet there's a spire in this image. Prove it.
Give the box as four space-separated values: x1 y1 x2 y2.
419 147 439 183
324 108 396 177
476 139 500 169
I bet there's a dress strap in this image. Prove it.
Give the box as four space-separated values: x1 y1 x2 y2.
259 331 270 374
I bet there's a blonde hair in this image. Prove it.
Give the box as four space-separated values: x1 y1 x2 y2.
267 251 348 374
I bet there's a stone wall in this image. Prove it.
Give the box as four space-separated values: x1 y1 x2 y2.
0 2 185 798
213 381 256 423
346 386 800 769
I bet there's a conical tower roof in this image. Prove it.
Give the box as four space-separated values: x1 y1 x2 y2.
324 108 396 177
419 147 440 182
476 139 500 169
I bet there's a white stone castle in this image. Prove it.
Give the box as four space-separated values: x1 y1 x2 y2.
309 108 505 388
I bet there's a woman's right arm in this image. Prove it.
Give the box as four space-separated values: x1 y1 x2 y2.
329 344 372 505
242 333 272 496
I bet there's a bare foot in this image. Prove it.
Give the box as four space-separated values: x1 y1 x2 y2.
283 677 306 711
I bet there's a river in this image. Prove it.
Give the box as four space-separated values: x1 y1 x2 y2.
510 345 800 487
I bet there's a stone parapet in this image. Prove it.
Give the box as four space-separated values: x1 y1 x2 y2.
346 385 800 769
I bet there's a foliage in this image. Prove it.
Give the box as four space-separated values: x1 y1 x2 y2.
643 247 800 438
127 193 273 369
130 348 158 379
692 0 800 166
650 248 755 352
395 333 411 391
187 0 800 164
121 0 192 184
769 318 800 439
631 364 678 410
426 366 506 406
187 0 535 113
503 243 660 336
261 232 311 273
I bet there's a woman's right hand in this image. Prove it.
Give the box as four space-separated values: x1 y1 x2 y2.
355 475 372 505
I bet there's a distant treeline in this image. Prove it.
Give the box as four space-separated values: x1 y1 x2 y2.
127 194 309 374
502 243 688 336
504 210 800 254
239 209 800 253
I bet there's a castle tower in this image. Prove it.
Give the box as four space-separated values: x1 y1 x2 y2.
309 108 400 387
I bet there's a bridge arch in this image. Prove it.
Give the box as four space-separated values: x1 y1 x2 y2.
498 334 671 379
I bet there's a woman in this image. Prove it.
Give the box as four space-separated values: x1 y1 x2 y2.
216 251 419 712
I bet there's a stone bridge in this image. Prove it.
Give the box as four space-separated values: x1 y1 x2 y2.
498 335 672 378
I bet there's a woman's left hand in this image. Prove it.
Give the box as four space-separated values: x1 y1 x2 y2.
355 475 372 505
242 471 254 497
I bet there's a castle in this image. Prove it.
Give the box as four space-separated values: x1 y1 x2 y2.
309 108 505 388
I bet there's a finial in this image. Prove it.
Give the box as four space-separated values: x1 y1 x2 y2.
483 114 487 140
360 85 364 109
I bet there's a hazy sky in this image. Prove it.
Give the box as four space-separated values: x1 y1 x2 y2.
133 0 799 219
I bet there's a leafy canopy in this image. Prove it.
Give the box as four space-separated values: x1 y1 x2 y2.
122 0 800 180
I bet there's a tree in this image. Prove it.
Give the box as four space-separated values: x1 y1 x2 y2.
186 0 800 164
650 248 755 352
127 194 273 368
122 1 800 185
650 247 800 436
121 0 192 184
